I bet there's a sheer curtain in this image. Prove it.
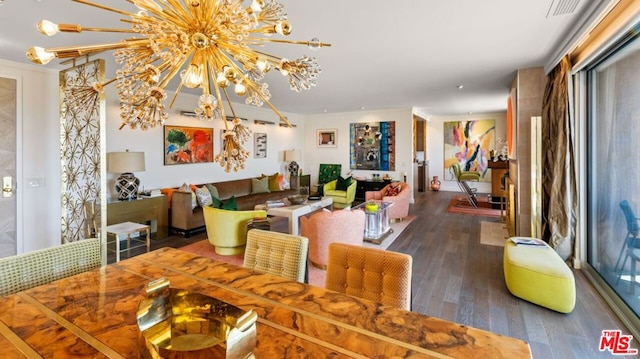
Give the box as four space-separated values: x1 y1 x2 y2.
541 56 577 261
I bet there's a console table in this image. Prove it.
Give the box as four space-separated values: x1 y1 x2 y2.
107 195 168 239
355 178 393 201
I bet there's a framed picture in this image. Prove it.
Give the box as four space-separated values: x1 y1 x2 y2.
164 125 214 165
317 129 337 147
254 133 267 158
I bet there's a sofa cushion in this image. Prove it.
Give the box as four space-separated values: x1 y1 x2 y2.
335 176 352 191
216 178 252 199
268 173 282 192
386 183 402 196
195 186 213 207
251 177 271 194
205 184 219 199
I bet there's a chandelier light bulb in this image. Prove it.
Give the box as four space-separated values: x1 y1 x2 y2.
234 82 247 96
275 20 291 36
250 0 264 13
180 64 202 88
37 20 59 36
216 72 230 88
26 46 55 65
256 58 269 72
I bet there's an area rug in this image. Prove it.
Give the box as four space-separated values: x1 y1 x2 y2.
446 195 501 218
480 221 509 247
178 215 415 287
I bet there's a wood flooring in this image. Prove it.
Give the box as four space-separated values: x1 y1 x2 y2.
140 190 634 359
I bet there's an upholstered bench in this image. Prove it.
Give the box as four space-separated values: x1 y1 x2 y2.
503 237 576 313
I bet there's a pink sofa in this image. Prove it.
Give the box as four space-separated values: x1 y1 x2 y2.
300 209 365 269
364 182 411 220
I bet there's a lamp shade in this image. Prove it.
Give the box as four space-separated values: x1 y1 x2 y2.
284 150 300 162
107 151 145 173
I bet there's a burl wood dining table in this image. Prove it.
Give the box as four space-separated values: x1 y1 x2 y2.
0 247 532 358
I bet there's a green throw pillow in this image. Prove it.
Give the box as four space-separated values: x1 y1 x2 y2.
251 177 270 194
209 195 237 211
221 196 238 210
205 184 219 199
335 176 352 191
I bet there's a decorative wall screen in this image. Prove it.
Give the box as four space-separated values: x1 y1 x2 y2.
60 59 106 244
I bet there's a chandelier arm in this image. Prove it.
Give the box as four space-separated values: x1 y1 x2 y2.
72 0 136 16
243 79 291 127
221 88 237 131
42 39 150 59
259 38 332 47
207 56 228 123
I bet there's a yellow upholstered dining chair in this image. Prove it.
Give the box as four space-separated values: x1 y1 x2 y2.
325 242 413 310
203 206 267 255
0 238 101 297
243 229 309 283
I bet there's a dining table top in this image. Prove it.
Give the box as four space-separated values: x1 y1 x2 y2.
0 247 532 358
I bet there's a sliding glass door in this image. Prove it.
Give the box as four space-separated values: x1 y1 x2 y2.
586 26 640 320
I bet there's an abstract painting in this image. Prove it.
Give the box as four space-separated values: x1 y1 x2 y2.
349 121 395 171
443 119 495 182
164 125 214 165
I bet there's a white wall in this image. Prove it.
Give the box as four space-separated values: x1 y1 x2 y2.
105 87 307 197
426 111 507 193
303 108 415 201
0 59 61 252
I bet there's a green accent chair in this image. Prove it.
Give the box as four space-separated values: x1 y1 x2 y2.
323 178 357 209
450 163 481 207
203 206 267 255
316 163 341 195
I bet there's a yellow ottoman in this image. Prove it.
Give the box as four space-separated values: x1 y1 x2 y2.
503 237 576 313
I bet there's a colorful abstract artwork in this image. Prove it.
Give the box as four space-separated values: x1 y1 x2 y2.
443 119 495 182
164 126 214 165
350 121 395 171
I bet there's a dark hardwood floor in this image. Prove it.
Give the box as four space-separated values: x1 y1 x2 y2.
134 190 633 358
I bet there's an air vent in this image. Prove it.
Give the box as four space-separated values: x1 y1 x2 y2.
546 0 580 17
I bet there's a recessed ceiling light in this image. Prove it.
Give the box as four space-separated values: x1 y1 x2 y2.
457 85 464 89
360 106 365 110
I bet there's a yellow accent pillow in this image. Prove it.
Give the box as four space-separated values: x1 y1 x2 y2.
262 173 282 192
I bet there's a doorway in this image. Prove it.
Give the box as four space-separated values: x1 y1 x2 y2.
413 115 427 196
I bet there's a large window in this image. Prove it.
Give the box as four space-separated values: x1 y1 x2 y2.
586 26 640 319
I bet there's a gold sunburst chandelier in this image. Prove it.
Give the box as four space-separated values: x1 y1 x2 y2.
27 0 330 172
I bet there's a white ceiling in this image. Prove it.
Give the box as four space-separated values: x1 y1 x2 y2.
0 0 596 116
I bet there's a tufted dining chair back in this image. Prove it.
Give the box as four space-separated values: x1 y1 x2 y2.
244 229 309 283
325 242 413 310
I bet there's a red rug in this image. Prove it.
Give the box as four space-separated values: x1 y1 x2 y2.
446 195 502 218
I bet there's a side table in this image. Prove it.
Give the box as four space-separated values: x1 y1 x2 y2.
106 221 150 262
353 201 394 244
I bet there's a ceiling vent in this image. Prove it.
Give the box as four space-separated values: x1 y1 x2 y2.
546 0 580 17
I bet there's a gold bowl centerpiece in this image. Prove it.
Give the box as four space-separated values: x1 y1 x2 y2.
287 194 308 205
137 278 257 358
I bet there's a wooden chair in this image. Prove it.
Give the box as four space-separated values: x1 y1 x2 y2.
325 242 412 310
243 229 309 283
0 238 101 297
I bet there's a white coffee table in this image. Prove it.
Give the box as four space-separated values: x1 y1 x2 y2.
267 197 333 235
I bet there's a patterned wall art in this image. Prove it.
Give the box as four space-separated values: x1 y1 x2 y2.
254 133 267 158
349 121 395 171
443 119 495 182
164 125 214 165
60 59 105 244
